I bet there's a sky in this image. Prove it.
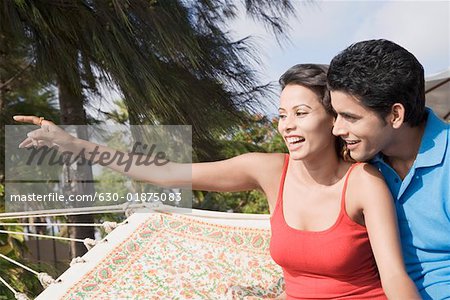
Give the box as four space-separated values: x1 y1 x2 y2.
228 0 450 115
92 1 449 118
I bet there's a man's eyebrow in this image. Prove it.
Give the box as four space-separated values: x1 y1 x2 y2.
278 104 312 111
338 111 361 118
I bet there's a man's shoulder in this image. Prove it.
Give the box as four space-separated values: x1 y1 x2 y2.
415 109 449 165
425 108 449 136
429 112 450 153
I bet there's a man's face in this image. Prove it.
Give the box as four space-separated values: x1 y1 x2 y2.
331 91 394 161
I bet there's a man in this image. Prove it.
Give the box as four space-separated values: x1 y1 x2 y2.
328 39 449 299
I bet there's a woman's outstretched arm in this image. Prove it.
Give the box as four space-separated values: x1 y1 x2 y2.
13 115 282 193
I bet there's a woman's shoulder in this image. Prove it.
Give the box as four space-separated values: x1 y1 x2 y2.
241 152 287 170
239 152 286 163
347 162 392 206
349 163 385 183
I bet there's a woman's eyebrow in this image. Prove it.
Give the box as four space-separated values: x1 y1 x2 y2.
293 104 312 109
278 104 312 111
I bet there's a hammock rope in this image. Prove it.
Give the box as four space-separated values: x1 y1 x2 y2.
0 220 127 233
0 274 30 300
0 253 56 288
0 202 148 220
0 230 107 250
70 256 86 267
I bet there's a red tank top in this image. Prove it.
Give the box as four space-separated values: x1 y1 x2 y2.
270 155 387 299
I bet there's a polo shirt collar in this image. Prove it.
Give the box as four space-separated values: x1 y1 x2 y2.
414 108 447 168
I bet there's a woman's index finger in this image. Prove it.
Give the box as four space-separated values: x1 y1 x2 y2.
13 115 42 125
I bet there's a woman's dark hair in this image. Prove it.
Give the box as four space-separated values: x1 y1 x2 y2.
279 64 333 115
279 64 352 161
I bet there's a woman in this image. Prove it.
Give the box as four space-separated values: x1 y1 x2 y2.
14 64 419 299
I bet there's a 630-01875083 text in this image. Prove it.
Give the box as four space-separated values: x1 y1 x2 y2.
8 192 182 203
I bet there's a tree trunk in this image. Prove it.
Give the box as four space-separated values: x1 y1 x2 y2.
0 34 6 185
57 55 96 258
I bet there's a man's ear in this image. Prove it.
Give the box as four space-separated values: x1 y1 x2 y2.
389 103 405 129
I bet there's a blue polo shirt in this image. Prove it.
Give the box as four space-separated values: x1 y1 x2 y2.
372 109 450 300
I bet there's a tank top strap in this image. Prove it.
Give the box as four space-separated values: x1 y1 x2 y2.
340 162 363 211
275 154 290 210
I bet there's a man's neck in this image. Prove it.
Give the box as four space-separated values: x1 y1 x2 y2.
382 122 426 179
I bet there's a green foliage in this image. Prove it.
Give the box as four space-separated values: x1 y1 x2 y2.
1 1 298 296
197 189 270 214
0 242 47 300
194 113 287 214
0 190 47 298
218 113 287 157
1 0 296 160
0 39 61 300
100 107 286 214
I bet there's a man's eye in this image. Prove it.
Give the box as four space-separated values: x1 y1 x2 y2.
340 113 357 121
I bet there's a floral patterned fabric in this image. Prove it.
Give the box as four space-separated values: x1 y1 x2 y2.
63 213 284 299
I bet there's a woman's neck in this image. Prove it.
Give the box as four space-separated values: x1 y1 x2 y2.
289 150 349 186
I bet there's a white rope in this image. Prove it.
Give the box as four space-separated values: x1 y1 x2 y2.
102 221 118 233
0 221 125 233
123 202 133 217
0 275 30 300
0 253 39 275
0 229 85 243
70 256 86 267
0 222 105 227
0 253 56 288
0 229 108 251
83 238 97 250
15 293 30 300
0 210 123 220
0 274 16 295
0 206 131 293
37 273 56 288
0 203 147 220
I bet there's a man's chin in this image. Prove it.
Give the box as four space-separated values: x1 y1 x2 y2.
348 150 373 162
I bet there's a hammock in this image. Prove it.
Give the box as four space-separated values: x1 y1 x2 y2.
35 205 284 299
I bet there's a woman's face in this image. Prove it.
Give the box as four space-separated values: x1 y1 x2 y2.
278 84 335 161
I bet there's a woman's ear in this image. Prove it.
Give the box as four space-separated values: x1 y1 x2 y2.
389 103 405 129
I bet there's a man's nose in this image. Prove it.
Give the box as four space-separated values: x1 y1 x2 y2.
332 116 346 137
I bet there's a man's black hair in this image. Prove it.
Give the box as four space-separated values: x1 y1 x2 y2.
328 39 426 126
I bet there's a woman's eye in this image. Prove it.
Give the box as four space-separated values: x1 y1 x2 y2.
296 111 307 116
278 114 287 119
